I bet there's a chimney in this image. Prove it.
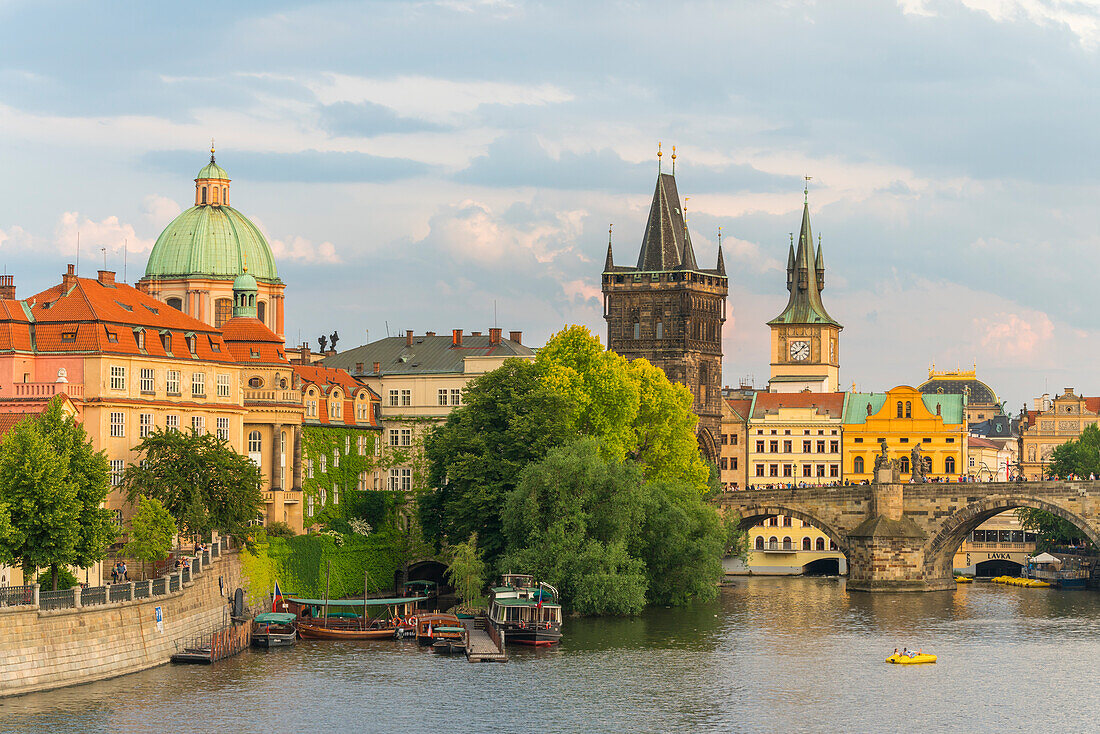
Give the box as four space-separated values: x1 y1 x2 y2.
406 330 414 347
452 329 463 347
97 270 115 285
295 342 311 365
0 275 14 300
62 264 77 289
509 330 522 344
426 331 436 337
471 331 482 336
373 361 381 374
489 327 502 345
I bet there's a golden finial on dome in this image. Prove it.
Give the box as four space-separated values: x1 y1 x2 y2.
242 251 248 274
210 137 216 163
657 141 662 173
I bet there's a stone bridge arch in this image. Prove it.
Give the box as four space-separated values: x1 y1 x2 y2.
737 504 851 557
922 495 1100 580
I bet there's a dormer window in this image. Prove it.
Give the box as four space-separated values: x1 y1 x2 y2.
161 332 171 353
106 331 118 343
250 348 260 358
208 336 221 353
61 331 76 343
186 334 197 353
134 329 145 350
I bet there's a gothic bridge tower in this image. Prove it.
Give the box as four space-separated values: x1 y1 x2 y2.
601 147 728 462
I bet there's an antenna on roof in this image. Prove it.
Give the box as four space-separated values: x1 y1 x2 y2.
76 232 80 276
101 247 106 270
123 239 127 283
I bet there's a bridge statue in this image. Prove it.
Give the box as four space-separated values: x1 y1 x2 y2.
715 478 1100 593
873 438 890 472
910 444 926 484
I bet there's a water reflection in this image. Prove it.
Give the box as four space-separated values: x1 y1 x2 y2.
4 579 1100 733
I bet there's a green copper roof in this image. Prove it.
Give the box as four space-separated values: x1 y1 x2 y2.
197 161 229 180
144 205 281 283
842 392 965 425
768 202 841 328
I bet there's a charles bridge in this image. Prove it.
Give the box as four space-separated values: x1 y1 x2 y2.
715 479 1100 591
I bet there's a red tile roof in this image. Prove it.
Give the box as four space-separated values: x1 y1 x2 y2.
220 317 287 364
968 435 1000 450
751 392 846 419
293 364 377 399
726 398 753 421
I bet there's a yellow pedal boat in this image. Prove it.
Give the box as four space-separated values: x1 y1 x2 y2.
886 653 937 665
954 576 973 583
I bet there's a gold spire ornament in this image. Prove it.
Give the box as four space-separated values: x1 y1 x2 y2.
657 141 662 173
210 137 216 163
671 145 676 175
804 175 812 203
717 225 722 247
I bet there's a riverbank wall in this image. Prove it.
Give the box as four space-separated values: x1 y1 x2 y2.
0 546 244 698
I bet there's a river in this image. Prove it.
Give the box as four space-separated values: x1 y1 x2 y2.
3 577 1099 733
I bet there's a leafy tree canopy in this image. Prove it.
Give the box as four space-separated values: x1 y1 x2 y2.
501 438 729 615
122 428 264 540
1015 507 1092 552
124 495 177 570
0 398 115 588
447 532 487 610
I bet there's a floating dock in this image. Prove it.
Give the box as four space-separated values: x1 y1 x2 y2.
464 617 507 663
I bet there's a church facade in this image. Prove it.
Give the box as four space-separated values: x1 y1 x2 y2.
601 166 727 460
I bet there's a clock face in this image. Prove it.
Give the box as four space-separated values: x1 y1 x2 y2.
790 341 810 361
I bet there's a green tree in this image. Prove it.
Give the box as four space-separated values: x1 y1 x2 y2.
122 428 264 541
1047 424 1100 479
1016 507 1091 552
124 496 177 579
446 532 487 611
421 359 572 563
0 399 114 589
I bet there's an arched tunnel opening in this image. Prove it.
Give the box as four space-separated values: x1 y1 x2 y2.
802 558 841 576
394 560 453 610
974 559 1023 578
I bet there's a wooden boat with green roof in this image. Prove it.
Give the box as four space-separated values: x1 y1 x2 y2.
488 574 563 647
251 612 298 648
287 596 425 640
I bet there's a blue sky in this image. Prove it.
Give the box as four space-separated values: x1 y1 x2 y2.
2 0 1100 409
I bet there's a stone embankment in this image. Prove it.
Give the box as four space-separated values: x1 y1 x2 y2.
0 540 244 697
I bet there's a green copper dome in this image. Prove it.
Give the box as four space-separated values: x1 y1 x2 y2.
144 205 281 283
197 161 229 180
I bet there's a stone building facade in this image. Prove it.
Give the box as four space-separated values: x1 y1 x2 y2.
1018 388 1100 479
602 169 728 460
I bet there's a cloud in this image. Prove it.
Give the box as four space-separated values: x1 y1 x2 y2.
53 212 154 259
268 235 341 264
141 195 182 231
0 225 33 252
318 101 450 137
143 149 432 183
455 134 801 193
976 311 1054 358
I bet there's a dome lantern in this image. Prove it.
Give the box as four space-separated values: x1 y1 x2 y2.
195 139 230 207
232 259 258 319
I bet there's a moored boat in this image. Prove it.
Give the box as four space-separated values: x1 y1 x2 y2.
488 575 563 647
430 625 467 655
415 612 463 646
287 596 426 640
251 612 297 648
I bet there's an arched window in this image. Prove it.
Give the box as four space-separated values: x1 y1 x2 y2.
900 456 910 474
215 298 232 327
945 456 956 474
248 430 261 453
167 297 183 311
633 322 640 339
201 186 207 204
896 401 903 418
755 536 764 550
223 187 228 204
782 536 793 550
815 537 826 551
257 301 266 324
768 536 778 550
802 537 812 550
212 187 219 204
829 540 838 551
853 456 864 474
905 401 912 418
656 321 663 339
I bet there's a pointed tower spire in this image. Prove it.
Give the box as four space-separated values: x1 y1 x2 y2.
716 226 726 276
786 237 795 293
815 233 825 292
604 224 614 271
636 171 695 271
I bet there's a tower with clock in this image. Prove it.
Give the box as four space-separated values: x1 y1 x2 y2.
767 186 842 392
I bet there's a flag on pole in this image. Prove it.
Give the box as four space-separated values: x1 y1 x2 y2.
272 579 283 612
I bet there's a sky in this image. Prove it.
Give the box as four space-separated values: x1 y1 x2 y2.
2 0 1100 411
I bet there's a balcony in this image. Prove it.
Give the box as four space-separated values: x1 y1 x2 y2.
244 388 301 405
10 382 84 399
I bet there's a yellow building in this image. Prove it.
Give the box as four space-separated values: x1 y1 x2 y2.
726 516 846 575
719 396 752 490
747 392 846 487
952 511 1037 576
842 386 966 482
1019 388 1100 479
